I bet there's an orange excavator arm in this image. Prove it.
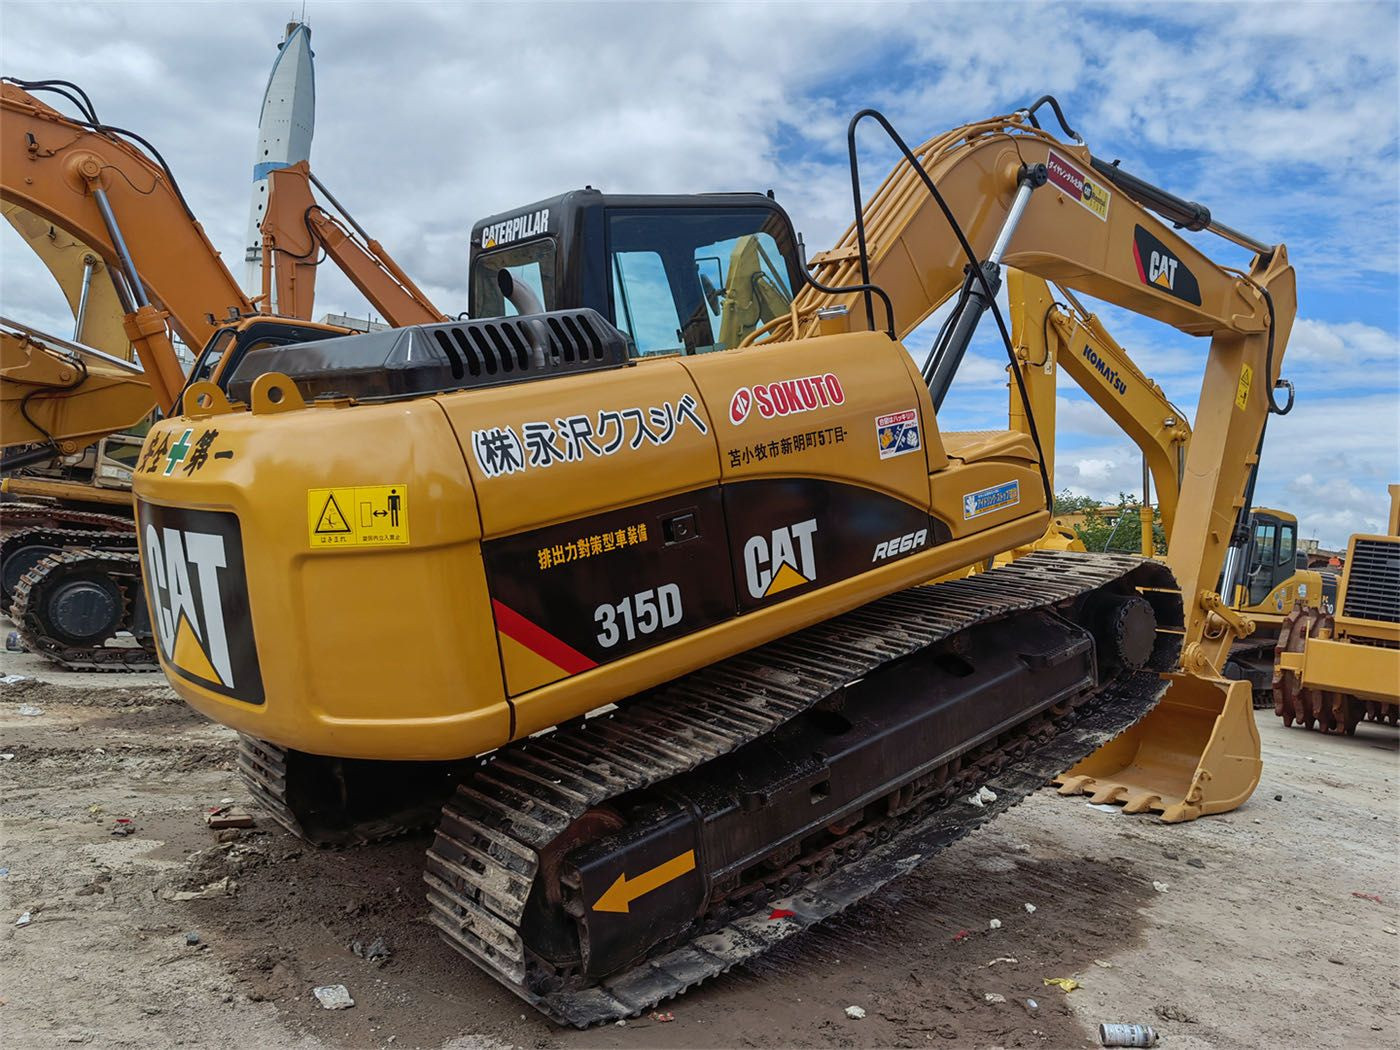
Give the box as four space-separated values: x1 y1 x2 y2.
1 81 252 413
262 161 447 326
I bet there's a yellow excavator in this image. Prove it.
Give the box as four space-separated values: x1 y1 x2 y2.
1006 273 1328 703
1 78 445 668
133 98 1294 1024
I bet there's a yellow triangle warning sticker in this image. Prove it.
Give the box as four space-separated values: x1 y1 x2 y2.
172 613 222 686
765 560 811 597
313 493 352 535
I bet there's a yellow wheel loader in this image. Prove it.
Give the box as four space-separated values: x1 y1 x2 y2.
132 98 1295 1024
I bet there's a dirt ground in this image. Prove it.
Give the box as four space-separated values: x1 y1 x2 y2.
2 640 1397 1050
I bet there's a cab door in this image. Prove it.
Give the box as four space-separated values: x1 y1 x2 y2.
1246 514 1280 607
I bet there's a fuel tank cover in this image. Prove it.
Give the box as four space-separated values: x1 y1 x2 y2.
226 308 630 404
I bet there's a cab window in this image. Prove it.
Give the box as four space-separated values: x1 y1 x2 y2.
1248 519 1279 604
471 239 555 318
611 250 682 356
1278 521 1296 566
606 207 797 358
187 327 237 386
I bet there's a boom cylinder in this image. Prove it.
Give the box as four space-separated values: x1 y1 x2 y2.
90 186 149 308
926 167 1044 409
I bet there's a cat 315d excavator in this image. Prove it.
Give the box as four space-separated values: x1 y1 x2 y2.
133 99 1294 1024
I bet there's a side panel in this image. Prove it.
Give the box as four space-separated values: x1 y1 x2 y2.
682 331 934 510
483 489 734 695
725 478 942 611
443 357 717 538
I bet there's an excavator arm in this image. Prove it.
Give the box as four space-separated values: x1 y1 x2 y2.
261 161 447 326
750 108 1296 820
762 111 1295 670
1007 270 1192 541
1 81 252 413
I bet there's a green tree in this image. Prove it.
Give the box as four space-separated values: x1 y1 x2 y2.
1053 489 1166 555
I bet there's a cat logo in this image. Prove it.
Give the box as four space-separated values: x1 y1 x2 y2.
136 503 263 703
1132 226 1202 306
744 518 818 600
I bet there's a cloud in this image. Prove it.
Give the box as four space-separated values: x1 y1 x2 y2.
1 2 1393 550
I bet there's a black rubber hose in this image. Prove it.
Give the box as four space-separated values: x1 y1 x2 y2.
4 77 197 221
845 108 1053 512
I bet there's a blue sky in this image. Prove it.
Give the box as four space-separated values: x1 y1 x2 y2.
3 1 1396 546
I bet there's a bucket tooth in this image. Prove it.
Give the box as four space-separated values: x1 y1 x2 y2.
1055 774 1095 796
1087 784 1130 805
1120 791 1163 814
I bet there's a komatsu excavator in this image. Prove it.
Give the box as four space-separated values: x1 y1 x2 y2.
1 78 446 668
1006 273 1326 701
132 98 1294 1024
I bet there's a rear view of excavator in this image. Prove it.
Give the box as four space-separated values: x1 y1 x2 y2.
1273 485 1400 732
132 97 1294 1023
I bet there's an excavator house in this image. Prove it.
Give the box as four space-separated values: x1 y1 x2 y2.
131 99 1295 1024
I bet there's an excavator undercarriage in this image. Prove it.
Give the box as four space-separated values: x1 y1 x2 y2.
240 551 1177 1023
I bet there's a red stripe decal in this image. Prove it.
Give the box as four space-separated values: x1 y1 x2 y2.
492 599 598 675
1132 241 1147 284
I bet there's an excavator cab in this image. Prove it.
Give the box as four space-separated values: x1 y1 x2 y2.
468 189 802 357
180 317 349 405
1239 509 1299 609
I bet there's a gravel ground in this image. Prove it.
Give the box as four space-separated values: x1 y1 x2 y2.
1 640 1396 1049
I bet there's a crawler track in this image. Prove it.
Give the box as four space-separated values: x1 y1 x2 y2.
421 551 1179 1025
9 547 157 671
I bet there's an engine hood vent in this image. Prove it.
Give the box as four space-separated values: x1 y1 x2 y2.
226 308 630 404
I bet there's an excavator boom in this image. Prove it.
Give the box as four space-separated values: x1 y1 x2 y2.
262 161 447 326
759 111 1294 666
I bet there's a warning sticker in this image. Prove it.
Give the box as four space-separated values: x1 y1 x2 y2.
875 409 921 460
1235 364 1253 411
307 485 409 548
1046 149 1111 222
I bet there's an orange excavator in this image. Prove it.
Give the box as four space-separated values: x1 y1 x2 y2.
1 77 445 668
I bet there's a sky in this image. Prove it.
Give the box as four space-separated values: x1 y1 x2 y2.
2 1 1396 547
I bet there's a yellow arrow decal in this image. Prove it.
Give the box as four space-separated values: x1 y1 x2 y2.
590 849 697 914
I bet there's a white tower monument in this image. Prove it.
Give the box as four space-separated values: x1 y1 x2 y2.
242 21 316 298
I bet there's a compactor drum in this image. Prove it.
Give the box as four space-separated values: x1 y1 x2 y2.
133 101 1295 1021
1272 489 1400 732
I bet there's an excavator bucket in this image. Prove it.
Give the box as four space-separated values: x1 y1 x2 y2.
1055 672 1262 823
